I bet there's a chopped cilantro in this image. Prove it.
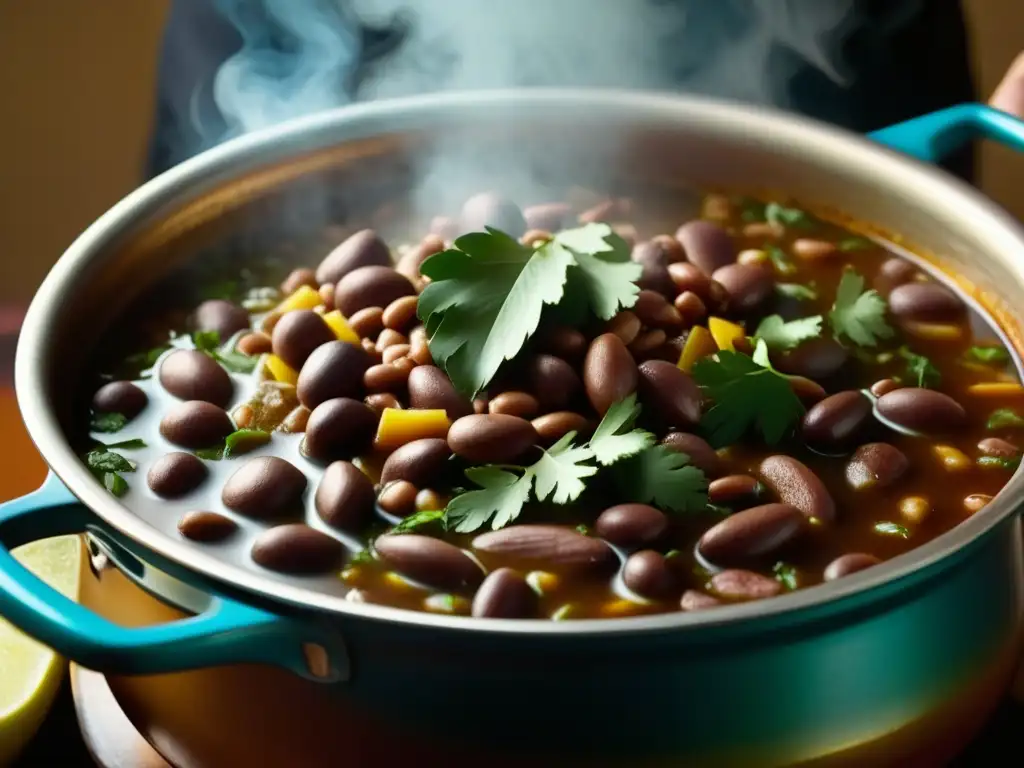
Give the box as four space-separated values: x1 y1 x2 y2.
766 246 797 276
897 347 940 389
190 331 258 374
389 509 446 534
575 523 591 535
987 409 1024 430
692 339 805 446
104 472 129 497
776 282 818 301
223 429 271 458
829 269 893 347
588 394 655 465
614 445 709 514
191 330 220 352
96 438 147 450
967 346 1010 365
531 432 599 504
90 412 128 433
349 549 375 565
736 197 767 223
84 449 136 498
445 466 534 533
874 521 910 539
754 314 823 351
773 562 799 590
764 202 813 229
123 344 170 375
195 445 225 461
837 237 875 252
418 224 640 397
977 455 1021 471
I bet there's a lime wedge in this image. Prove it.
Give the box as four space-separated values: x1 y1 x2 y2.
0 535 81 765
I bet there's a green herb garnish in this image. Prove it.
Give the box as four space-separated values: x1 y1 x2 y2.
417 224 640 397
614 445 709 513
84 449 136 498
349 549 375 565
837 237 875 252
587 394 655 465
874 521 910 539
190 331 258 374
776 282 818 301
96 438 147 450
706 503 733 516
773 562 799 590
764 202 813 229
692 339 805 446
977 455 1021 471
575 523 591 535
967 346 1010 365
90 412 128 433
829 269 893 347
389 509 446 534
223 428 271 458
195 445 225 461
737 197 767 223
766 246 797 276
123 344 170 376
898 347 940 389
987 409 1024 430
754 314 823 351
104 472 129 497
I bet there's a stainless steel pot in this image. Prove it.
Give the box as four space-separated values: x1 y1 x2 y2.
4 91 1024 767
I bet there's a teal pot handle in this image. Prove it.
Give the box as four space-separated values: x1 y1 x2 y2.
869 102 1024 161
0 472 345 681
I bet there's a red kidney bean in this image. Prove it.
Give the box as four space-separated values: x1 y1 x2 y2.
193 299 250 341
271 310 336 371
708 569 782 600
667 262 714 301
489 391 540 419
222 456 307 519
532 411 592 445
333 266 416 317
623 550 678 600
349 307 385 339
773 338 849 380
92 381 147 419
378 480 419 517
296 340 372 410
281 267 318 295
708 475 761 506
406 365 474 421
788 376 828 404
315 460 376 532
697 503 805 567
583 333 639 416
680 590 722 611
363 362 411 394
251 524 345 575
159 401 233 449
845 442 909 491
801 391 872 450
631 241 676 298
874 258 919 294
447 414 538 465
633 290 683 330
461 193 527 237
375 534 485 592
316 229 392 285
636 360 702 429
594 504 668 548
382 296 419 333
523 202 571 232
629 329 667 359
711 263 773 312
379 438 452 487
472 568 538 618
661 432 724 478
823 553 882 581
888 282 964 322
471 525 615 574
177 511 238 543
870 378 901 398
675 220 735 275
538 326 588 363
759 455 836 523
527 354 582 411
674 291 707 326
874 388 966 434
158 350 233 407
237 332 273 357
978 437 1021 458
147 452 208 498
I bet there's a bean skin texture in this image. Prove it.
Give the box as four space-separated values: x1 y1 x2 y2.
407 365 474 421
472 525 615 575
252 525 345 575
583 333 639 416
271 310 335 371
593 504 668 549
316 229 392 285
527 355 582 411
675 220 735 275
92 381 147 419
874 388 967 434
379 438 452 488
177 511 238 543
708 569 783 600
801 391 872 450
698 503 805 567
636 360 702 428
680 590 722 611
472 568 538 618
315 461 376 532
333 266 416 317
447 414 538 465
712 264 773 312
374 535 485 592
889 282 964 322
824 553 882 581
708 475 761 506
660 432 724 478
845 443 910 491
759 455 836 523
623 551 677 600
158 350 233 407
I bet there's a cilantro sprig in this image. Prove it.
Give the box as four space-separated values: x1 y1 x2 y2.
967 346 1010 365
829 269 893 347
754 314 822 351
84 449 136 498
90 412 128 433
897 347 940 388
987 409 1024 430
417 224 641 398
192 331 258 374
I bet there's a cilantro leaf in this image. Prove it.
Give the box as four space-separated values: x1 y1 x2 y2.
389 509 446 534
195 445 225 461
445 466 533 533
589 394 656 465
987 409 1024 430
692 340 805 446
531 433 597 504
736 197 766 223
418 224 640 397
776 282 817 301
85 450 136 474
968 346 1010 364
615 445 709 513
191 330 220 352
978 455 1021 471
766 246 797 276
123 344 170 376
104 472 129 497
764 202 813 229
90 412 128 433
897 347 940 388
191 331 258 374
874 521 910 539
754 314 823 351
223 428 271 457
838 237 875 252
829 269 894 347
773 561 799 590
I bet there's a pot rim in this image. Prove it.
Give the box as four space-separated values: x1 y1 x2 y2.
16 88 1024 634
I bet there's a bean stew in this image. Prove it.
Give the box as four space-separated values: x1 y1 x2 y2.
79 191 1024 620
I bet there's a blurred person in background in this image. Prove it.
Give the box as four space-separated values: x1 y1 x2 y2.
146 0 1024 182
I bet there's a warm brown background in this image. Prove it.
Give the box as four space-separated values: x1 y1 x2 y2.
1 1 1022 307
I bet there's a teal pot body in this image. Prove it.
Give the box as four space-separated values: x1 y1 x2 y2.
3 92 1024 766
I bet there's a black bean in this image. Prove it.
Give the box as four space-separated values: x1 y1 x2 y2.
194 299 250 341
177 511 238 542
159 401 233 449
296 340 372 410
147 452 208 498
594 504 667 549
374 534 484 592
316 229 392 285
302 398 378 461
222 456 307 520
251 524 344 575
472 568 538 618
158 350 233 407
697 503 805 567
92 381 147 419
271 310 336 371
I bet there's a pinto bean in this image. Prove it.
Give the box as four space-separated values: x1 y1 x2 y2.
607 311 642 346
471 525 615 574
532 411 592 445
759 455 836 523
633 290 683 330
378 480 419 518
708 569 782 600
708 475 761 506
489 391 540 419
375 535 484 592
333 266 416 317
680 590 722 611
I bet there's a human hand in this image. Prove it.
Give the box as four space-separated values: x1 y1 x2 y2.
989 52 1024 119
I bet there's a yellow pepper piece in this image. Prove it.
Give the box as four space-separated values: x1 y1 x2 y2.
900 321 963 342
966 382 1024 398
374 408 451 451
677 325 718 373
708 317 746 351
322 310 361 345
275 285 321 314
264 354 298 386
